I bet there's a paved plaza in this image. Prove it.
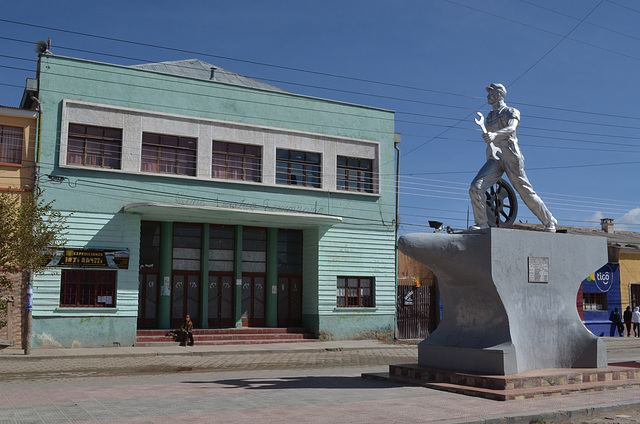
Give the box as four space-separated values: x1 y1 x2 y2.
0 338 639 423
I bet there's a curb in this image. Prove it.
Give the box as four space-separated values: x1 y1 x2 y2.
487 400 640 424
428 400 640 424
433 400 640 424
0 343 410 361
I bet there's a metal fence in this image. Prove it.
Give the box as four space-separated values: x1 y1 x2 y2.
396 284 439 339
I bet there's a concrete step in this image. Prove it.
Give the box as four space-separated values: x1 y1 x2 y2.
134 327 317 347
136 328 312 336
363 362 640 401
134 339 319 347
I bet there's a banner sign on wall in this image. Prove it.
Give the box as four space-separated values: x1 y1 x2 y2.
46 248 130 269
587 264 614 293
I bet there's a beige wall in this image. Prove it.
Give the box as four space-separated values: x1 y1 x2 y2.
0 107 37 193
620 251 640 307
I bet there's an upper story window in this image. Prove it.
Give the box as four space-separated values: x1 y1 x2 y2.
142 133 197 176
276 149 321 188
337 156 375 193
0 125 23 165
68 124 122 169
212 141 261 182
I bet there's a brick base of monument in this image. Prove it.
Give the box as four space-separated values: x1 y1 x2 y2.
362 362 640 401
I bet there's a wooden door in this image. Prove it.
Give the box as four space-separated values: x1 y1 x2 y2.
170 272 200 328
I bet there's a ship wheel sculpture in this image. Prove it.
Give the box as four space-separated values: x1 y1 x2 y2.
485 178 518 228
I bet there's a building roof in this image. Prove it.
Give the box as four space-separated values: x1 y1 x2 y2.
129 59 288 93
0 104 38 118
512 222 640 252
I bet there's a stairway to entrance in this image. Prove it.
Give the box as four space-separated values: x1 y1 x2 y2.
135 328 317 347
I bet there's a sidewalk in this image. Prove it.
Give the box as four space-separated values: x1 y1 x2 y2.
0 339 397 359
1 338 640 424
2 336 638 360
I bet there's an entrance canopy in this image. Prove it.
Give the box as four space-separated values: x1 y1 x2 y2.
123 202 342 229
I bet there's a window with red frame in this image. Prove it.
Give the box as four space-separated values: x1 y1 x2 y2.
67 124 122 169
337 156 375 193
337 277 374 307
0 125 23 165
141 132 197 176
212 141 261 182
60 269 117 307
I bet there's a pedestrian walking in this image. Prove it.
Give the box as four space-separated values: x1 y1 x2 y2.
610 307 624 337
632 307 640 337
624 306 633 337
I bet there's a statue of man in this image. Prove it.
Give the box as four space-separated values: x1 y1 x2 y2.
469 83 557 232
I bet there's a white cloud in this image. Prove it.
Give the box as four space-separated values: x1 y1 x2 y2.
585 211 605 229
617 207 640 231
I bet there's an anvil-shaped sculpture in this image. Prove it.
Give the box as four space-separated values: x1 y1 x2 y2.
398 228 607 375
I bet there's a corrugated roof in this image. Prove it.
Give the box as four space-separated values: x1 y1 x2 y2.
129 59 287 92
512 222 640 250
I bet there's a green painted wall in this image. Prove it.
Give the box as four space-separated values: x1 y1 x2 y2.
32 54 397 345
32 317 137 348
31 212 140 347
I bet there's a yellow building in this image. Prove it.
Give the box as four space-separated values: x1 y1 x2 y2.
0 105 38 349
618 251 640 308
0 106 37 194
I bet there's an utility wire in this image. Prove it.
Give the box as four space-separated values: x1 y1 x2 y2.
509 0 605 87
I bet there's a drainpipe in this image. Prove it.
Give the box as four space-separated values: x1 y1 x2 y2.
394 134 401 339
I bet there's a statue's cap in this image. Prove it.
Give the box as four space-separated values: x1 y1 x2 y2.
486 83 507 96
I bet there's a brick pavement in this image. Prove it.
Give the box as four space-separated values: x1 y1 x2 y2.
0 341 419 381
1 338 640 423
3 366 640 424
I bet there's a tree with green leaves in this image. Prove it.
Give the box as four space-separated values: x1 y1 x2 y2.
0 192 68 328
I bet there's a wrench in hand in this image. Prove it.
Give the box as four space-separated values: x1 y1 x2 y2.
475 112 502 160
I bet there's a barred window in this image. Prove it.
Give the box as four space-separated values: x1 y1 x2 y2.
0 125 23 165
337 156 375 193
583 293 607 311
337 277 374 307
276 149 321 188
212 141 261 182
60 269 116 307
142 133 197 176
67 124 122 169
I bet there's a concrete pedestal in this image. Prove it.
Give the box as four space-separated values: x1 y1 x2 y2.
398 228 607 375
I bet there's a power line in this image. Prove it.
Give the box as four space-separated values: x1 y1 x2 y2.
1 19 637 229
4 36 640 146
0 18 482 101
519 0 640 44
3 22 640 126
445 0 640 64
508 0 606 87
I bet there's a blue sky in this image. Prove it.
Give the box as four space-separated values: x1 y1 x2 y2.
1 0 639 233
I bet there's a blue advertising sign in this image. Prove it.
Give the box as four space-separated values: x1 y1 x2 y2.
593 264 614 292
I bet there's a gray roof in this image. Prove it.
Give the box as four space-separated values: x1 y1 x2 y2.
512 223 640 251
129 59 287 93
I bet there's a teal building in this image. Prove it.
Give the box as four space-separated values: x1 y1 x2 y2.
24 55 397 348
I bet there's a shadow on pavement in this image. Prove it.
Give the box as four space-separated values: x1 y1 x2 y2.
182 375 403 390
